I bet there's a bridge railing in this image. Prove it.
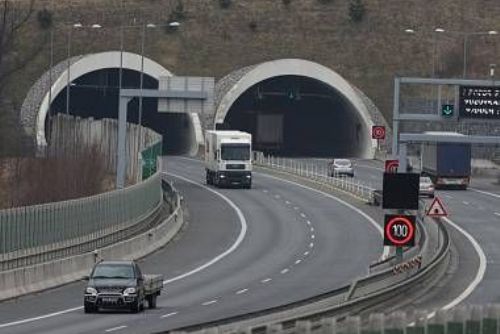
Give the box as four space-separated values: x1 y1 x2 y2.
253 153 376 203
0 171 162 271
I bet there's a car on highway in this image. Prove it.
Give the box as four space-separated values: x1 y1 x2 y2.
328 159 354 177
419 176 435 198
83 260 163 313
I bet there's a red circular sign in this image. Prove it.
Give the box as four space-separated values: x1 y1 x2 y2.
372 126 386 140
385 216 415 246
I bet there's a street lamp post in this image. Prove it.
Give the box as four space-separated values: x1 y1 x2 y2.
66 23 82 115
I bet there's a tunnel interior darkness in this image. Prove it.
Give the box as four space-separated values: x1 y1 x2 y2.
49 68 191 154
220 75 365 157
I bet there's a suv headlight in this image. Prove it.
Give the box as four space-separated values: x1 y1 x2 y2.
123 287 137 295
219 174 225 178
85 287 97 295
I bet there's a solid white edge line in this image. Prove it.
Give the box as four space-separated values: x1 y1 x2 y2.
470 188 500 199
439 217 487 311
0 171 248 329
0 307 83 329
256 172 390 260
105 325 128 332
163 172 248 285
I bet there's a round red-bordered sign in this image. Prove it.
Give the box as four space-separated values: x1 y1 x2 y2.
385 216 415 246
372 126 386 140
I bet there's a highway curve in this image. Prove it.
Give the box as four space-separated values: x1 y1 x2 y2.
0 157 383 334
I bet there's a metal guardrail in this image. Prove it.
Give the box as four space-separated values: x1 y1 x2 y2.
253 153 377 203
0 172 163 271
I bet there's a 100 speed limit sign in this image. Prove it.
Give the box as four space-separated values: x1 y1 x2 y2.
384 215 416 247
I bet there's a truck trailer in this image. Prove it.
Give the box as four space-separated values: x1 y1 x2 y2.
420 134 471 190
205 130 252 188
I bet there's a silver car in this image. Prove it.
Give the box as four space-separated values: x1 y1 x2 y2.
419 176 435 198
328 159 354 177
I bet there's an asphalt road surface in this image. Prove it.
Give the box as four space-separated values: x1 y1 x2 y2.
0 157 383 334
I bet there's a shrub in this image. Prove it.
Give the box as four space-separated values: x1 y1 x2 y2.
248 21 257 32
170 0 186 21
349 0 365 22
219 0 232 9
37 8 53 29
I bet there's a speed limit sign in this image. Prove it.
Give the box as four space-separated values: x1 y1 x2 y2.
384 215 416 247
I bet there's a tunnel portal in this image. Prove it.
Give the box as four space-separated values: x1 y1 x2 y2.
220 75 365 158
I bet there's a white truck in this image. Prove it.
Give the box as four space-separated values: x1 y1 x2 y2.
205 130 252 188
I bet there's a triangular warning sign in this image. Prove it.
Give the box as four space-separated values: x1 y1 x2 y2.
426 196 448 217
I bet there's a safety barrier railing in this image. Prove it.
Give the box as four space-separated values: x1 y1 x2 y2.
169 303 500 334
253 153 377 203
0 172 163 271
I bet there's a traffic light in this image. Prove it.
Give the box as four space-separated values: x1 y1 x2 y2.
441 104 454 118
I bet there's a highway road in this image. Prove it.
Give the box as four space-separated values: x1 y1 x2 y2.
0 157 384 334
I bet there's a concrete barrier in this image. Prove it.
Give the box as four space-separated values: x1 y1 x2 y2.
0 189 184 302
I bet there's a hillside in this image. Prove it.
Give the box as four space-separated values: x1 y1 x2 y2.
1 0 500 154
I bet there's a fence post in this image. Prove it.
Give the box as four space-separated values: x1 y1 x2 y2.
362 313 383 334
296 321 312 334
428 309 447 334
483 305 500 334
321 318 337 334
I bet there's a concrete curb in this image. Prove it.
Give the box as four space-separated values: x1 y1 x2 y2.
0 197 184 302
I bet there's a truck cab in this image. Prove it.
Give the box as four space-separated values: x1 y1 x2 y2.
205 130 252 188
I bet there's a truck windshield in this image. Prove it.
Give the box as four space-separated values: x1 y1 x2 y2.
221 144 250 161
92 264 135 279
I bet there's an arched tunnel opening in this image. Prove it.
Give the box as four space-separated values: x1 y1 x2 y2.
49 68 191 155
219 75 367 158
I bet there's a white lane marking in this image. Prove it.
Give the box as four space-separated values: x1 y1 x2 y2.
236 288 249 295
257 172 390 259
261 278 272 283
445 195 454 199
304 251 310 256
163 173 248 285
306 220 311 225
275 195 281 199
295 259 302 265
311 234 315 239
294 206 300 210
310 227 315 232
0 307 83 329
285 201 291 205
105 326 128 332
281 268 289 274
470 188 500 199
161 312 179 318
300 213 307 218
309 242 314 248
202 300 218 306
462 201 470 205
0 172 248 329
494 212 500 217
263 189 269 193
439 217 487 311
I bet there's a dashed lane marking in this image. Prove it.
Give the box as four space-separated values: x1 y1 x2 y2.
105 326 128 332
236 289 249 295
261 278 272 283
281 269 290 274
295 259 302 265
202 300 218 306
161 312 178 318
